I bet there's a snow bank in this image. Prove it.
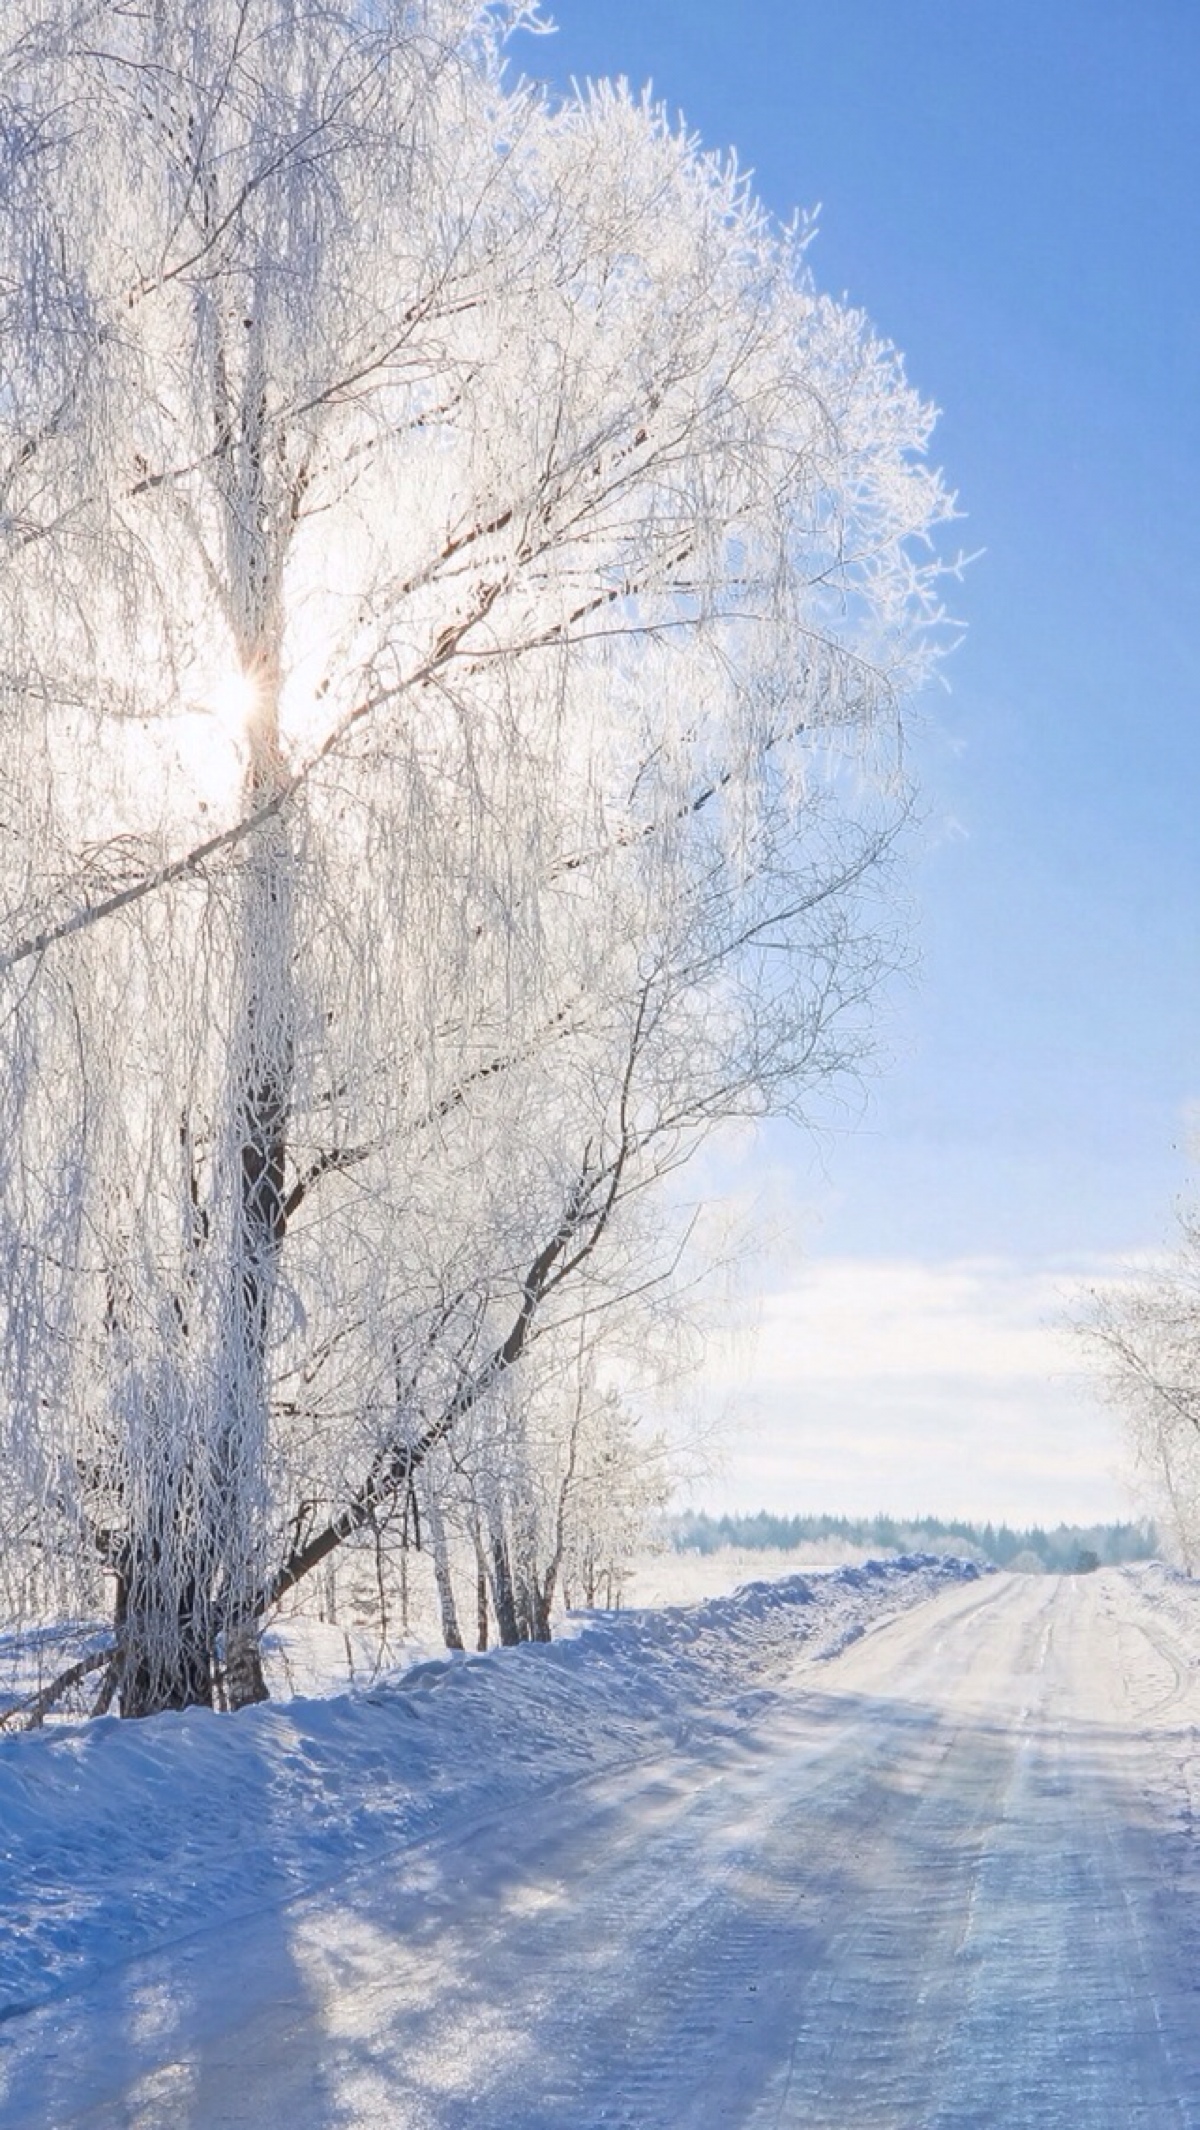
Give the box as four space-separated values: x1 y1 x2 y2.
0 1555 980 2018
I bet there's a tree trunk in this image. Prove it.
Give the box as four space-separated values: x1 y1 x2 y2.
514 1554 548 1642
115 1560 214 1718
216 675 294 1710
534 1560 557 1641
223 1622 270 1708
472 1518 489 1650
119 1635 213 1718
488 1529 521 1647
510 1498 542 1642
111 643 292 1719
424 1490 464 1651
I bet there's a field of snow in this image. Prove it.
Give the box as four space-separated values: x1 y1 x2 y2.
618 1543 882 1609
4 1558 1200 2126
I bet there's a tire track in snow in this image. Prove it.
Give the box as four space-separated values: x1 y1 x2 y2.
7 1569 1200 2128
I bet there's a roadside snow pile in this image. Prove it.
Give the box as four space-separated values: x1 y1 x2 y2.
1113 1558 1200 1641
0 1554 980 2018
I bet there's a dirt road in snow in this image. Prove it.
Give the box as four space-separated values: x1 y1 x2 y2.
9 1569 1200 2128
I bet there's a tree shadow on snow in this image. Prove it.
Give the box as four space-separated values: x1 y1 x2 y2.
0 1700 328 2130
2 1681 1199 2127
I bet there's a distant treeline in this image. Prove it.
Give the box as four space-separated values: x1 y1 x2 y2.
669 1511 1158 1573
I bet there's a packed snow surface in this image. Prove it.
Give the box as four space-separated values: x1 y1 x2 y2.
5 1558 1200 2126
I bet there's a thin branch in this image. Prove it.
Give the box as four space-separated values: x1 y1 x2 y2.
0 1644 114 1731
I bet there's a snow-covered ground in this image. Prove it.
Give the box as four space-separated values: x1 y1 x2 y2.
0 1546 880 1723
0 1559 962 2022
4 1559 1200 2127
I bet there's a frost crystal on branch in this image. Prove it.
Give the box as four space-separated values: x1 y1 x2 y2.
0 0 955 1715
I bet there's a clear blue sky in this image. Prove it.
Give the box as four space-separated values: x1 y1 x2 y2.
521 4 1200 1515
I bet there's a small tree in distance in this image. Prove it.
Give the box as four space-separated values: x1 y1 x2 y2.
0 0 954 1718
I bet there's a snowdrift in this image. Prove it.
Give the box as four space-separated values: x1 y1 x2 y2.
0 1556 981 2017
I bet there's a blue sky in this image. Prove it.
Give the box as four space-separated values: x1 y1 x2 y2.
525 4 1200 1519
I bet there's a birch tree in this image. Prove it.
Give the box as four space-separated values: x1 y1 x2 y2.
1078 1220 1200 1571
0 0 954 1717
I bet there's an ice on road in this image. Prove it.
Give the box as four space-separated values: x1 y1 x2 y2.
5 1567 1200 2127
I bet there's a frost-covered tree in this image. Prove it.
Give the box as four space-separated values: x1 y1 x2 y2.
410 1350 671 1647
1078 1219 1200 1572
0 0 953 1718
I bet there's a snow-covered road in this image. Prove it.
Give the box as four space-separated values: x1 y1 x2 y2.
5 1567 1200 2127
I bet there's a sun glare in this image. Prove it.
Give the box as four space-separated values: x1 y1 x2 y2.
206 667 259 740
167 658 259 813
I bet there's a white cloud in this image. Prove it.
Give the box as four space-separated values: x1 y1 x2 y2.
683 1253 1137 1526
